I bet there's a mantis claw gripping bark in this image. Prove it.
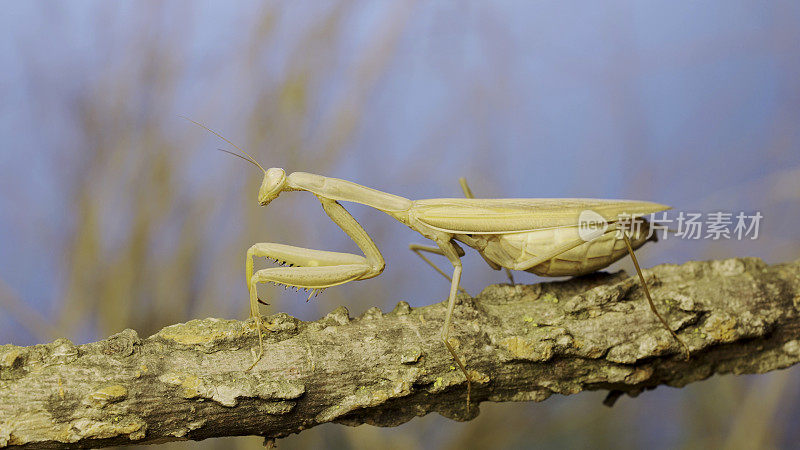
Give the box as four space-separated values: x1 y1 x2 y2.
189 119 688 413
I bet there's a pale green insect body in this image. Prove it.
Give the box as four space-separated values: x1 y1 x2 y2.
184 118 685 414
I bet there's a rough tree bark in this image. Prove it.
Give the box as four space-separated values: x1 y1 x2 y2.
1 257 799 448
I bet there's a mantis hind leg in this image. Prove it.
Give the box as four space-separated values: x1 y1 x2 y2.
621 232 691 360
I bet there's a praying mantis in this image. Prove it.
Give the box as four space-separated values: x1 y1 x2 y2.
187 119 689 411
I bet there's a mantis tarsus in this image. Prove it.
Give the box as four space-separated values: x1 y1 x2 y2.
188 119 689 411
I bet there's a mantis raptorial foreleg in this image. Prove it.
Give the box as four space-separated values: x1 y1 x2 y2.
247 197 384 369
247 244 368 297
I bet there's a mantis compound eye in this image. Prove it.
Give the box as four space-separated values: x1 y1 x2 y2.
259 168 287 206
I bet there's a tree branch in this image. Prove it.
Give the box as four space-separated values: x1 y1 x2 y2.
2 257 799 448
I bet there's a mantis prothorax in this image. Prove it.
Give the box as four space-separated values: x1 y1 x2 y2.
187 119 689 412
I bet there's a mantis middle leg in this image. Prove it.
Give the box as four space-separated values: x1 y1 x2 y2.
434 236 473 411
408 244 469 295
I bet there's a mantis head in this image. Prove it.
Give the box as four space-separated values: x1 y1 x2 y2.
216 146 282 205
181 117 288 206
258 168 287 206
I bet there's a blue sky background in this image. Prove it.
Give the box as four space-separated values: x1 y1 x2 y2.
1 1 799 448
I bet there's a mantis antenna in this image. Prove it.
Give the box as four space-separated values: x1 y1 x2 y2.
179 116 266 172
217 148 263 171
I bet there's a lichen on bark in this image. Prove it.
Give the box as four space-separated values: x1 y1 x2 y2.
1 257 799 448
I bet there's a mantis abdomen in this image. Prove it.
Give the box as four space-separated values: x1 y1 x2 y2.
462 220 653 277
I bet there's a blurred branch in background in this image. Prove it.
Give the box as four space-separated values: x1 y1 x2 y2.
0 278 58 342
4 1 419 346
4 4 423 448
